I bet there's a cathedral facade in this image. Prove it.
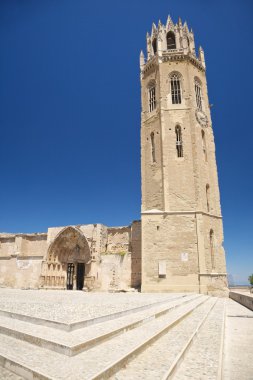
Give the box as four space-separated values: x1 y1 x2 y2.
0 16 227 295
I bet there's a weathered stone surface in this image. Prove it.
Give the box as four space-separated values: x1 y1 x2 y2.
0 290 251 380
140 17 227 295
0 223 141 292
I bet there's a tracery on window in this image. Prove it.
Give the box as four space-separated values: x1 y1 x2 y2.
195 78 203 111
167 32 176 50
170 73 182 104
175 125 183 157
148 82 156 112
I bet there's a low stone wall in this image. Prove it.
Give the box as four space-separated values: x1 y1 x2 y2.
229 291 253 311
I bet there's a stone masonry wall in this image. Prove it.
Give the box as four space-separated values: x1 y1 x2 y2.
131 221 142 288
0 223 142 291
0 233 47 289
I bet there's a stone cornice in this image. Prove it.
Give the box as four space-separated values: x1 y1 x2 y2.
141 210 222 219
17 256 44 260
142 52 205 78
142 57 158 77
142 110 160 123
199 273 227 276
0 233 47 240
162 52 205 72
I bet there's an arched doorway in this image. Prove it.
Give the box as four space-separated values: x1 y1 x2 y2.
40 226 91 290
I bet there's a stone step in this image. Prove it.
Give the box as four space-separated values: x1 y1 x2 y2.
107 297 220 380
168 298 226 380
0 295 209 380
0 293 188 332
0 294 200 356
0 366 25 380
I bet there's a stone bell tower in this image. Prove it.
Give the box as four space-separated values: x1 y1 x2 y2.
140 16 227 295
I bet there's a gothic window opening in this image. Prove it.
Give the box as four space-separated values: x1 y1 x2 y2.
206 184 210 212
152 38 157 54
201 130 207 162
167 32 176 50
195 79 203 111
210 229 215 270
150 132 156 163
148 85 156 112
175 125 183 157
171 74 182 104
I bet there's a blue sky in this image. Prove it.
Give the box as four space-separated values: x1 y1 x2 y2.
0 0 252 284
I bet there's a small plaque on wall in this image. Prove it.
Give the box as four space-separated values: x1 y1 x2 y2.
158 260 166 278
16 259 31 269
181 253 188 262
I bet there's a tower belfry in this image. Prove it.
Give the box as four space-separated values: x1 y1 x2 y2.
140 16 227 294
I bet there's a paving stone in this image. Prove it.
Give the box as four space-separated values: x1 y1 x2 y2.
110 298 217 379
223 299 253 380
0 294 197 352
0 294 206 379
0 290 251 380
172 299 225 380
0 289 183 323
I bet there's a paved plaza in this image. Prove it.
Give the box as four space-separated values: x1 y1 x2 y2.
0 289 252 379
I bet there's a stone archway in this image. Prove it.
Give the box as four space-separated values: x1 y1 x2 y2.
40 226 91 290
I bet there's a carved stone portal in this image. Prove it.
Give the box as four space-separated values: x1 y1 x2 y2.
40 226 91 290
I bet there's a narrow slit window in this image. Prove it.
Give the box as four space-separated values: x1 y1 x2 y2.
152 38 157 54
171 74 181 104
210 229 215 270
201 130 207 162
150 132 156 163
206 184 210 212
148 86 156 112
195 80 202 111
175 126 183 157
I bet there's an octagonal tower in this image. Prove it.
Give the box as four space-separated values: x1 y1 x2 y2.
140 16 227 295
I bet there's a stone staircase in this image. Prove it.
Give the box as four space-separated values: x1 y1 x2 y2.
0 293 226 380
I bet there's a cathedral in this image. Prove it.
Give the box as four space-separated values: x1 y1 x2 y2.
0 16 227 295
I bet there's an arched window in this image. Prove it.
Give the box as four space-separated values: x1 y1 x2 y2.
175 125 183 157
210 229 215 269
195 79 203 111
167 32 176 50
150 132 156 163
206 184 210 212
170 73 182 104
201 130 207 162
148 82 156 112
152 38 157 54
